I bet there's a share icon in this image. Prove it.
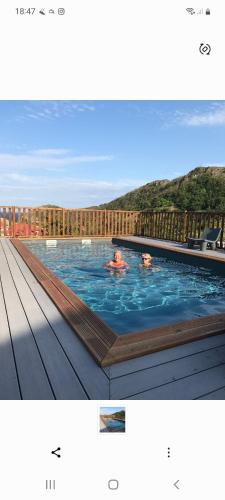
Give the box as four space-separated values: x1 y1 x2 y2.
51 447 61 458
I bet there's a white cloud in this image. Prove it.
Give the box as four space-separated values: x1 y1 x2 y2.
0 149 113 171
14 101 96 122
0 146 131 206
0 174 147 207
32 149 71 156
1 174 144 191
176 102 225 127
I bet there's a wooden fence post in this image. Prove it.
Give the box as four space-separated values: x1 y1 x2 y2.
62 209 65 237
183 211 188 242
221 214 224 249
139 212 143 236
104 210 107 236
3 207 6 236
12 206 15 237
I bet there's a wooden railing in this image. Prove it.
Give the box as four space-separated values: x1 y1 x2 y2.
0 206 140 238
1 206 225 246
137 211 225 247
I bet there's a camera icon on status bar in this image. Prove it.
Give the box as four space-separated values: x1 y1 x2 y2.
58 8 65 15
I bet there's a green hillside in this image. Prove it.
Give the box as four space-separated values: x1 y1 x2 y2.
97 167 225 211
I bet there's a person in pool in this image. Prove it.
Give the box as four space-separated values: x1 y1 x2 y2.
140 253 160 271
105 250 129 270
140 253 152 268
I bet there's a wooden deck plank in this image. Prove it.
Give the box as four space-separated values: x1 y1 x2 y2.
108 333 225 378
2 240 88 400
0 273 21 400
0 241 54 400
8 239 109 399
126 364 225 400
111 344 225 399
197 386 225 399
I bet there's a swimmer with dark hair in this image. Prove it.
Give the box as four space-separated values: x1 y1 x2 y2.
105 250 129 271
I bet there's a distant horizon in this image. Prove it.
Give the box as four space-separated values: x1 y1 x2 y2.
0 100 225 207
1 165 224 209
100 407 125 415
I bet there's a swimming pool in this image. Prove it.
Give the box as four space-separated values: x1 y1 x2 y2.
102 418 125 432
24 240 225 335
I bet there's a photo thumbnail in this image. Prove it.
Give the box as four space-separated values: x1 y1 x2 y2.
99 407 126 433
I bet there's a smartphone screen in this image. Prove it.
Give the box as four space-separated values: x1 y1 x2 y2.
0 1 225 498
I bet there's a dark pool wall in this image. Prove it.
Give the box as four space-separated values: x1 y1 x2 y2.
112 238 225 276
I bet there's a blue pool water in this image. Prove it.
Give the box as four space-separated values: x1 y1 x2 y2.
104 419 125 432
24 240 225 334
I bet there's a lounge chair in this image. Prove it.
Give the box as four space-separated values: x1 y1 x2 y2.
187 227 222 251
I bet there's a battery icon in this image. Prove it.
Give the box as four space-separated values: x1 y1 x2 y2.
205 8 210 15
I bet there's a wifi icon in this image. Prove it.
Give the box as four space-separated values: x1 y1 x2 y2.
186 8 195 14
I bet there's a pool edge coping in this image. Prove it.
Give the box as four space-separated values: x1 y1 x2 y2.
10 237 225 367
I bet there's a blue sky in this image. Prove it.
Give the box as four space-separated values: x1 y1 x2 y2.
100 407 125 415
0 100 225 207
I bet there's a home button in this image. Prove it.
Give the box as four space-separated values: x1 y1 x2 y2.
108 479 119 490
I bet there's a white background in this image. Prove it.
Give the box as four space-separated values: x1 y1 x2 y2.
0 1 224 99
0 400 224 499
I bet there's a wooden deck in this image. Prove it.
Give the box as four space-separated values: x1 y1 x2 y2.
1 237 225 400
